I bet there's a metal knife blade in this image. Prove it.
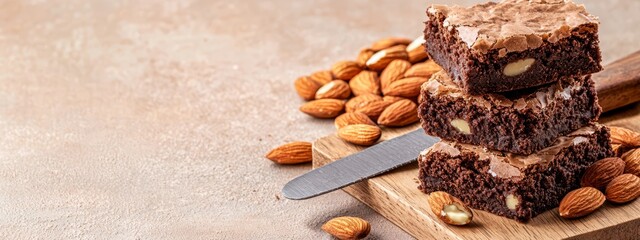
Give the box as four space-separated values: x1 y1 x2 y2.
282 129 439 200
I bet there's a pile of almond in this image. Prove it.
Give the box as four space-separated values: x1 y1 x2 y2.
558 126 640 219
295 36 442 147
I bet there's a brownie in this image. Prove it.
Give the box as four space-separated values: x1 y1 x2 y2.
418 124 613 222
424 0 602 94
418 71 601 155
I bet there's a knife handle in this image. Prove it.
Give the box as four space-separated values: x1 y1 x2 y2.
594 50 640 112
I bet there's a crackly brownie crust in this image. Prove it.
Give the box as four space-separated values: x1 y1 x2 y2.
424 0 602 93
418 124 613 222
418 71 601 155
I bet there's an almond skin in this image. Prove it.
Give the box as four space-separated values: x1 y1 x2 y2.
294 76 321 101
299 99 345 118
377 99 419 127
382 77 429 98
559 187 605 219
332 60 362 80
581 157 625 189
609 126 640 148
265 142 312 164
349 71 381 96
622 148 640 176
406 36 428 63
370 37 412 51
334 112 376 130
337 124 382 146
356 48 375 68
427 191 473 226
380 59 411 90
345 94 383 113
382 95 406 104
353 100 391 121
366 45 409 71
605 173 640 203
321 216 370 240
403 60 442 78
315 80 351 100
310 70 334 85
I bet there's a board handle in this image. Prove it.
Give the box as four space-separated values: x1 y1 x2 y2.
594 50 640 112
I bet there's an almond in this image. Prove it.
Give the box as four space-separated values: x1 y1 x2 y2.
370 37 412 51
559 187 605 218
581 157 625 189
310 70 334 85
406 36 428 63
427 191 473 226
382 77 429 98
377 99 419 127
622 148 640 176
353 100 391 121
609 126 640 148
321 216 370 240
382 95 406 104
299 99 345 118
337 124 382 146
265 142 312 164
334 112 376 130
315 80 351 100
294 76 321 101
345 94 383 112
349 71 381 96
404 60 442 78
366 45 409 71
332 61 362 80
380 59 411 90
356 48 375 68
605 173 640 203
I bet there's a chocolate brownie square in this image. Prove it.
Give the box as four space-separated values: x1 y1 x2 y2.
418 124 613 222
418 71 601 155
424 0 602 93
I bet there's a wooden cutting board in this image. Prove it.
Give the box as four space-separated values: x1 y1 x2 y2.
312 51 640 239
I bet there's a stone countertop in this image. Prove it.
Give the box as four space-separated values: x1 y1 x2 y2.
0 0 639 239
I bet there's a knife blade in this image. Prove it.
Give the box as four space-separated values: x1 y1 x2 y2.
282 129 439 200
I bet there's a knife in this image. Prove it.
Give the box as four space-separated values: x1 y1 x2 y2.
282 50 640 200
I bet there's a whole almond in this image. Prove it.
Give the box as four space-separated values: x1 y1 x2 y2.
605 173 640 203
404 60 442 78
427 191 473 226
559 187 605 218
382 77 429 98
609 126 640 147
265 142 312 164
299 99 345 118
316 80 351 100
380 59 411 90
334 112 376 130
353 100 391 121
622 148 640 176
338 124 382 146
332 61 362 80
406 36 428 63
356 48 375 67
366 45 409 71
310 70 334 85
345 94 383 112
294 76 321 101
321 216 370 240
370 37 412 51
349 71 381 96
377 99 419 127
581 157 625 189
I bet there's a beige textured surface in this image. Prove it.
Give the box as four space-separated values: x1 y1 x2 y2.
0 1 638 239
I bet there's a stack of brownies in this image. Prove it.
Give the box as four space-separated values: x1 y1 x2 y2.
416 0 613 222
